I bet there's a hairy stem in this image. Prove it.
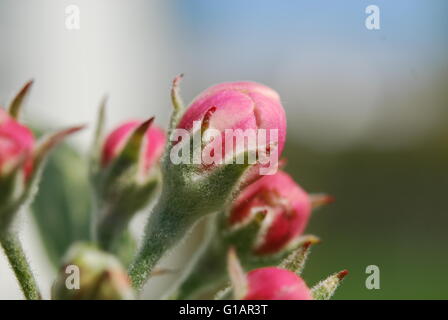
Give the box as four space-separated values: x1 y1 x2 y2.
0 231 41 300
128 195 196 289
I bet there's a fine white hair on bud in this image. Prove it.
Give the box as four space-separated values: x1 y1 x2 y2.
311 270 349 300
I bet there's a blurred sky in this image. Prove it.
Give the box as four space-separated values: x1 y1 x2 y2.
0 0 447 299
0 0 446 151
169 0 448 150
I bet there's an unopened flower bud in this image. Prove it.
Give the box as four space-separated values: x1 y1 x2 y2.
229 170 311 254
243 267 313 300
174 171 329 299
227 248 312 300
91 110 166 251
0 108 34 179
52 243 135 300
101 120 165 177
177 81 287 166
0 82 83 233
130 79 287 288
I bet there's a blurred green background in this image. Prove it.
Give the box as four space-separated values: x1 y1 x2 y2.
287 122 448 299
286 75 448 299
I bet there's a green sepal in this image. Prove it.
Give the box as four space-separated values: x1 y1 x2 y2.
89 96 107 178
106 118 154 181
8 80 33 120
174 207 319 299
0 162 26 233
311 270 349 300
90 113 161 252
31 125 86 183
168 74 184 136
278 235 320 275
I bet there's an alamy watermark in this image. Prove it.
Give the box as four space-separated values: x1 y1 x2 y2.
65 264 80 290
365 5 380 30
169 121 279 175
65 5 80 30
365 265 380 290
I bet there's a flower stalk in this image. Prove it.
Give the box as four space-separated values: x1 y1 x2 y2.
0 231 41 300
128 193 198 288
89 101 165 252
173 170 328 299
0 81 84 299
129 78 284 289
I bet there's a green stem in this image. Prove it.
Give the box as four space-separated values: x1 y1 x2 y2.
94 204 129 252
0 231 41 300
128 194 197 289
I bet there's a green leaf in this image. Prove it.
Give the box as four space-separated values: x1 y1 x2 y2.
31 142 92 267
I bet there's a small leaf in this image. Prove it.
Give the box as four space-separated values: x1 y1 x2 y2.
279 235 320 275
311 270 348 300
31 142 92 267
8 80 33 119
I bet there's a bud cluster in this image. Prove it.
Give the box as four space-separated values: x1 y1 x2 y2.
0 77 347 300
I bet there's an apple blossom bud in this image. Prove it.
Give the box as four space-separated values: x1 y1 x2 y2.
0 108 34 179
101 120 165 177
0 97 83 234
227 248 312 300
91 112 166 251
130 80 288 288
176 81 286 172
52 243 134 300
229 171 311 254
177 81 286 151
243 267 313 300
174 171 328 299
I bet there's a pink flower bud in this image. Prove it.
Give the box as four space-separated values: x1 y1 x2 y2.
229 171 311 254
0 108 35 178
177 81 286 166
243 267 312 300
101 120 165 175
